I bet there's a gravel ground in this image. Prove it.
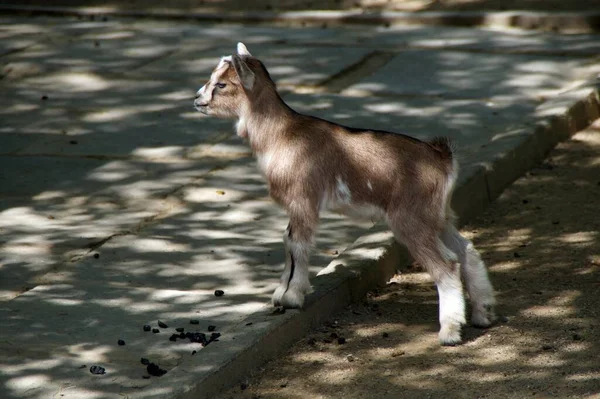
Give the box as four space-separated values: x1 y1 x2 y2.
216 120 600 399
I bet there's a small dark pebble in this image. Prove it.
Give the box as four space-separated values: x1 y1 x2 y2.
280 383 288 388
188 332 207 345
147 363 167 377
542 344 554 351
94 41 100 47
572 333 582 341
158 321 168 328
117 339 125 346
191 350 197 355
69 140 78 145
175 327 185 333
214 290 225 297
206 332 221 345
141 358 149 365
337 337 346 345
535 291 543 295
500 315 509 323
208 325 216 332
143 324 151 332
78 364 87 369
330 332 339 339
93 253 100 259
190 319 200 325
382 332 389 338
322 338 332 344
89 365 106 375
552 220 560 225
513 252 521 258
179 332 186 339
352 310 362 315
240 383 248 390
142 375 150 379
169 334 178 342
307 337 317 346
41 95 48 100
152 328 160 334
245 322 253 326
522 199 529 204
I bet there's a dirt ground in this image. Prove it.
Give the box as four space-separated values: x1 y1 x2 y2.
6 0 599 13
217 121 600 399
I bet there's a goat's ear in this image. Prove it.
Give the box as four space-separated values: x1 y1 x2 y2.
232 54 255 91
237 42 252 57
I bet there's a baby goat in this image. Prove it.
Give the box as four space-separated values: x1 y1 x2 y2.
194 43 496 345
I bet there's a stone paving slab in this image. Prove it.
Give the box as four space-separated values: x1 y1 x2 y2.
345 49 588 100
0 14 599 399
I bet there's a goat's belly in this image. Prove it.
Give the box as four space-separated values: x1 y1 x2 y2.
326 202 385 222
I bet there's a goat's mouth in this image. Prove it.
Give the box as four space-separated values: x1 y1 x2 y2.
194 101 209 114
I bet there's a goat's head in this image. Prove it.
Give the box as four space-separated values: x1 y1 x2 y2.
194 42 266 119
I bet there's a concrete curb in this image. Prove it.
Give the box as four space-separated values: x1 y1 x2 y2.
1 5 600 33
134 81 600 398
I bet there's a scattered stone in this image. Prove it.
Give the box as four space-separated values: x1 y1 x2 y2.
245 322 253 326
142 375 150 379
307 337 317 346
190 319 200 325
140 358 149 365
346 354 355 362
47 215 55 220
78 364 86 369
280 382 288 388
352 310 362 315
94 41 100 47
93 253 100 259
572 333 582 341
535 291 543 295
391 350 406 357
117 339 125 346
147 363 167 377
143 324 151 332
208 325 216 332
41 95 48 100
330 332 339 339
69 140 78 145
337 337 346 345
214 290 225 297
176 327 185 333
513 252 521 258
500 315 509 323
522 199 529 204
542 344 554 351
158 321 168 328
89 365 106 375
322 338 332 344
152 329 160 334
206 332 221 345
382 332 389 338
169 334 178 342
179 332 186 339
552 220 560 225
240 382 248 390
188 332 207 345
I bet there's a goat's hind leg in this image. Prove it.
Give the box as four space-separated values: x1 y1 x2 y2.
392 220 466 345
441 222 496 327
272 219 314 309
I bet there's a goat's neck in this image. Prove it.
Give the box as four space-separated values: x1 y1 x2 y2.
237 88 293 154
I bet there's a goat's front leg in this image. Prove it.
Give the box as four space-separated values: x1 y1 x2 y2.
272 211 316 308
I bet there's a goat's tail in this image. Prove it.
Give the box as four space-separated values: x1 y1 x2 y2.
429 136 456 160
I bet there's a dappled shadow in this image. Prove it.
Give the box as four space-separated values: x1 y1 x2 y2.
2 0 598 13
217 123 600 399
1 14 599 399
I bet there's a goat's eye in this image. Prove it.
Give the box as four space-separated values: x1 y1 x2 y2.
216 83 226 89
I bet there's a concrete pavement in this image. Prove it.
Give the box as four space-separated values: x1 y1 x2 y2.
1 14 599 399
